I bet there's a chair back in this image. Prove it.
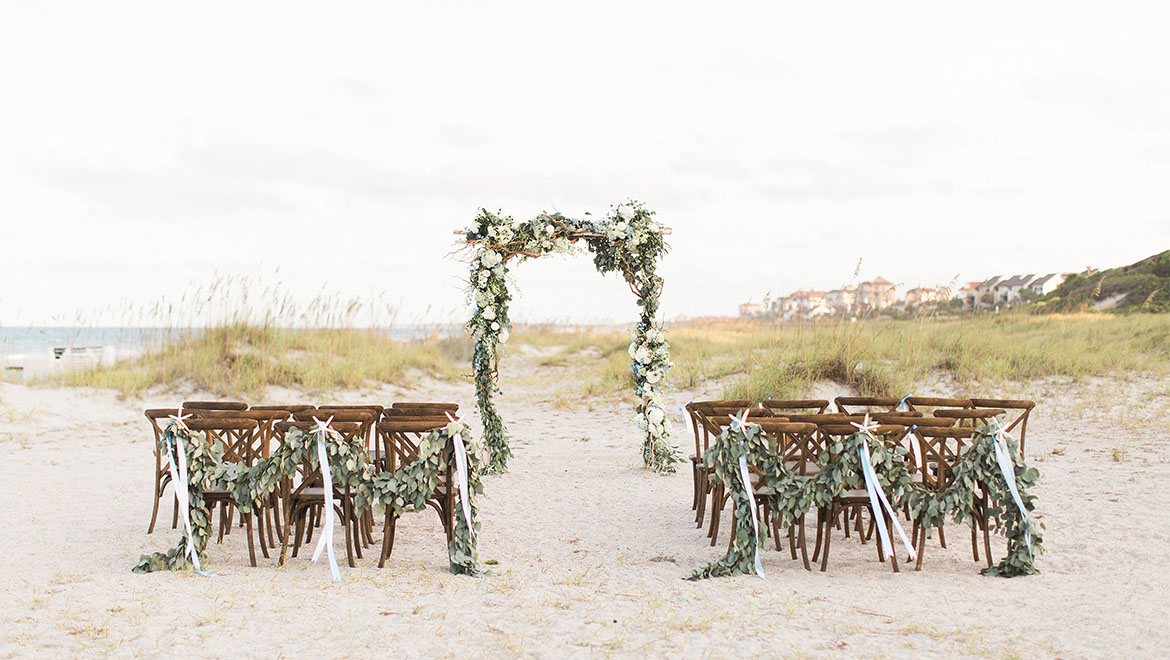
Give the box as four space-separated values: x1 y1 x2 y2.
755 420 821 475
760 399 829 415
274 421 366 497
184 418 263 466
187 409 290 458
392 401 459 412
913 427 976 489
969 398 1035 457
904 397 973 414
834 396 902 414
181 401 248 411
250 404 316 413
375 419 450 477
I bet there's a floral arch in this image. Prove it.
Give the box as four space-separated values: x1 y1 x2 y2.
460 201 680 474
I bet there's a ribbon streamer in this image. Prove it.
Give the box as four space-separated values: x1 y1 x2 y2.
852 416 917 562
991 420 1033 558
736 454 766 579
163 429 213 576
309 417 342 582
445 413 475 538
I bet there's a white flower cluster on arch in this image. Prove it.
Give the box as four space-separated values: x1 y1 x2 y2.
462 201 680 474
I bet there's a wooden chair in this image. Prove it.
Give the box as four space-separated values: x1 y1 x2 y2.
188 409 291 544
909 426 993 570
183 417 268 566
815 423 908 572
970 398 1036 457
934 408 1007 429
696 406 778 544
373 418 454 568
752 420 822 570
391 401 459 413
684 399 750 517
144 408 182 533
278 420 368 568
834 396 903 414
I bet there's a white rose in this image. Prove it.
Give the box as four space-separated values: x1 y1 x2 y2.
647 407 665 425
498 329 510 344
628 342 638 360
645 370 661 384
481 250 502 267
634 347 651 364
617 204 634 221
482 306 496 320
491 321 500 331
544 224 555 235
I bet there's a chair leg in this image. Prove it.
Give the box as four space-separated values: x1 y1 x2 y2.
172 498 179 529
695 477 709 527
819 508 834 572
888 518 899 573
305 506 316 544
982 518 993 568
915 519 927 571
342 502 355 568
256 508 271 559
812 508 825 562
798 516 811 571
378 512 398 568
291 507 306 558
937 526 946 549
148 477 163 534
245 513 257 567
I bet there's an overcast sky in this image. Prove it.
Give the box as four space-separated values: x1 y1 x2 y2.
2 1 1168 326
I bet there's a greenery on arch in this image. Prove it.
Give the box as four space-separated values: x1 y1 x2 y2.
462 201 680 474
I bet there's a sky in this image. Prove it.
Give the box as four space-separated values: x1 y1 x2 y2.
2 1 1168 326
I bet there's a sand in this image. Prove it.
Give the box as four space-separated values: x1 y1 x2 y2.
1 350 1169 659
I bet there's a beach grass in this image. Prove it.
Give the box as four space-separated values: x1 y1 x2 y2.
43 311 1169 400
525 313 1170 402
46 324 469 397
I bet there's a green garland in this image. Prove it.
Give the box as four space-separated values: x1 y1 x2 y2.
463 201 679 474
688 418 1042 579
134 420 485 577
132 426 221 573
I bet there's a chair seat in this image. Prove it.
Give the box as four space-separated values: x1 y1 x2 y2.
785 461 820 476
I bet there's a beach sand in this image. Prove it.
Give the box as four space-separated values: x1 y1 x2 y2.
1 349 1168 659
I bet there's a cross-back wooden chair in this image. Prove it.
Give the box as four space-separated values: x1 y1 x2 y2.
696 406 779 544
684 399 750 517
182 417 269 566
752 419 822 570
144 408 183 533
277 420 368 569
188 409 291 544
834 396 904 414
815 423 908 572
373 418 454 568
970 398 1036 457
181 401 248 411
908 426 993 570
933 408 1007 430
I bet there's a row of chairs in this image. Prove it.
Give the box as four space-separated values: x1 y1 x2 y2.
143 400 462 570
685 396 1035 571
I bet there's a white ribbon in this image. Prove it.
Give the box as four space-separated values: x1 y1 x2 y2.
309 417 341 582
736 455 766 579
852 415 917 562
991 419 1033 557
909 425 924 476
445 412 475 538
163 429 213 576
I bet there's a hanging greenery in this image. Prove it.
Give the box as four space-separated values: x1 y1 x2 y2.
462 201 679 474
688 417 1042 579
133 419 486 577
132 425 220 573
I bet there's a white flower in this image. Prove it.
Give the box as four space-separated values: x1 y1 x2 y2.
647 407 665 425
481 250 502 268
544 224 555 235
498 329 510 344
645 370 661 384
617 204 634 221
491 321 500 331
482 306 497 320
634 347 651 364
